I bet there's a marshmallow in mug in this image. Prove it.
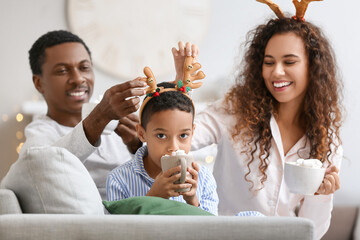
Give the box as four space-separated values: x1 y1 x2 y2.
162 149 188 157
294 159 323 169
284 158 325 195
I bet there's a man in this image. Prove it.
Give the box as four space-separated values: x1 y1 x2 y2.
21 30 146 200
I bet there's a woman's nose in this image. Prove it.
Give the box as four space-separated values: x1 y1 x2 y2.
273 63 285 77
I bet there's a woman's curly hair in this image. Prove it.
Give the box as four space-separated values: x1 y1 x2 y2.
225 18 343 190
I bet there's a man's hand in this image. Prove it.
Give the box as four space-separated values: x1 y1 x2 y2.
181 162 200 207
115 114 142 154
316 166 340 195
146 165 192 199
172 41 199 82
83 78 146 145
98 78 146 121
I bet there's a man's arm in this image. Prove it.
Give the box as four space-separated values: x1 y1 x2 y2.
115 114 143 154
82 78 146 146
20 117 96 161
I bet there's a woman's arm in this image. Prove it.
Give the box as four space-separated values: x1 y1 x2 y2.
192 100 225 151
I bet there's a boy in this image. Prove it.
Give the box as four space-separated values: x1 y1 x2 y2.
106 80 219 215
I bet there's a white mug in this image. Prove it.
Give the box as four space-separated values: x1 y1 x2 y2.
161 152 194 192
284 159 325 195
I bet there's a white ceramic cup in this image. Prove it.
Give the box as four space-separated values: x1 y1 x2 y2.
161 153 194 192
284 160 326 195
81 102 118 135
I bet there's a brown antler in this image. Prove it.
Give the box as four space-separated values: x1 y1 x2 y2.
256 0 285 19
180 56 205 91
142 67 159 94
139 67 162 122
293 0 323 20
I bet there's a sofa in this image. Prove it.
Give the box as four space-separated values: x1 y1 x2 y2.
322 205 359 240
0 189 316 240
0 146 323 240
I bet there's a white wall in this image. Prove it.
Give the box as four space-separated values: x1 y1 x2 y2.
0 0 359 205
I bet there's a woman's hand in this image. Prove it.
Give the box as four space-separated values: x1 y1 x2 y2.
316 166 340 195
172 41 199 82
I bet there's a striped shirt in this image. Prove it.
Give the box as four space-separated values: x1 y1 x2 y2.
236 211 264 217
106 146 219 215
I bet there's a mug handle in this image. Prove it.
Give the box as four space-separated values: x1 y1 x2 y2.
179 158 187 184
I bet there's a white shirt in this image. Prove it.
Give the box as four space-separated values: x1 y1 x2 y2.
20 115 132 200
192 100 342 239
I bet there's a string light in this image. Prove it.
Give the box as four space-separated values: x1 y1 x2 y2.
205 155 214 163
2 105 30 157
16 142 24 154
16 131 23 140
16 113 23 122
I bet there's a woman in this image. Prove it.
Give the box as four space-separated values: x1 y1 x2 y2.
173 15 343 239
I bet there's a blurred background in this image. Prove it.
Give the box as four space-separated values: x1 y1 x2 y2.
0 0 359 208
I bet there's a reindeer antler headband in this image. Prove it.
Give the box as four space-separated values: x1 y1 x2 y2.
256 0 323 21
139 56 205 123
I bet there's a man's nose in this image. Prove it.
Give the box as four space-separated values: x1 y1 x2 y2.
69 69 85 84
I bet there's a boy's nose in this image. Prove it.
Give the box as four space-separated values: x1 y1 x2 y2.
167 139 180 153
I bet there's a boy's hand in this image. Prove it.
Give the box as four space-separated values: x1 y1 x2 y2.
146 165 192 199
181 162 200 207
172 41 199 82
316 166 340 195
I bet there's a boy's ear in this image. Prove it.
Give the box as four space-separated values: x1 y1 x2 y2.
192 123 196 133
33 75 44 94
136 124 146 143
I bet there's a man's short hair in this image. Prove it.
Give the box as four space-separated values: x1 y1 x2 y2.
28 30 91 75
141 82 195 129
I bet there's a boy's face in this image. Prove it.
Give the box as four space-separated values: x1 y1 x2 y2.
137 109 195 169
